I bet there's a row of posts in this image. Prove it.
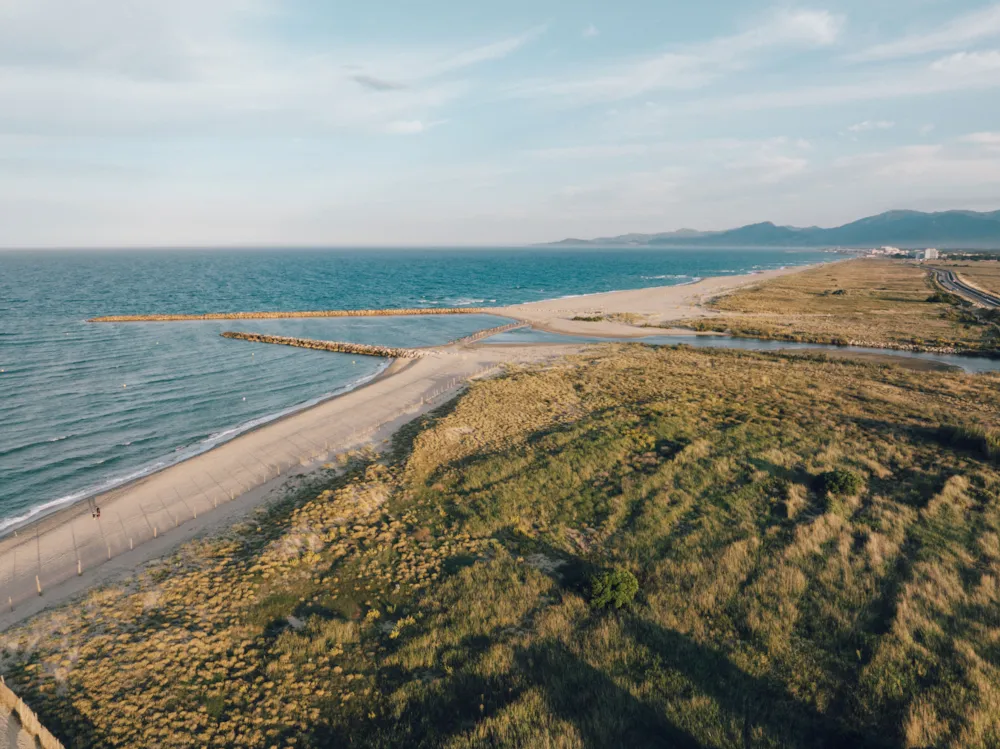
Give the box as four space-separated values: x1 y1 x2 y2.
5 364 504 612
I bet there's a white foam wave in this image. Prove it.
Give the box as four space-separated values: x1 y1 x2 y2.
0 361 390 536
447 298 490 306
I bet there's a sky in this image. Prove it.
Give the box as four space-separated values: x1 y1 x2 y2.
2 0 1000 247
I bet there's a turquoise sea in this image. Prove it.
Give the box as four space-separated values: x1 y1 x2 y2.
0 247 830 530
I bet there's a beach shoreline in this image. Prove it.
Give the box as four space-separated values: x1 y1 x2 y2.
0 358 403 540
0 342 581 629
495 263 823 338
0 263 819 629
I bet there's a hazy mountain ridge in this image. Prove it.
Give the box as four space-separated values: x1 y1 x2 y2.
544 209 1000 249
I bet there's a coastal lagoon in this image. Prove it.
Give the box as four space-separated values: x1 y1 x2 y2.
0 247 826 529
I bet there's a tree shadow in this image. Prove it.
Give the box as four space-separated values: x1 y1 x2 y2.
745 457 815 490
624 616 888 748
500 534 890 747
516 638 704 748
33 691 99 749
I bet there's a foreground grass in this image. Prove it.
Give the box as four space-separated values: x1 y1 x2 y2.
3 345 1000 747
681 259 999 353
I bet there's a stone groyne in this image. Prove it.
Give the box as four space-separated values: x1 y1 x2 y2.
450 322 529 346
0 679 65 749
220 332 424 359
89 308 490 323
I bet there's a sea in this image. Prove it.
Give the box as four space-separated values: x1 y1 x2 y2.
0 247 830 531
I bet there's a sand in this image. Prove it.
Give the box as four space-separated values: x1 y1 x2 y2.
0 342 580 629
496 264 816 337
0 264 817 630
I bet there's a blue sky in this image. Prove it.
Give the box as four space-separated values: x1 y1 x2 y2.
2 0 1000 247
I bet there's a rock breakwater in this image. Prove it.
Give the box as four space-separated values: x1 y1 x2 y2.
449 322 528 345
89 308 490 323
221 332 424 358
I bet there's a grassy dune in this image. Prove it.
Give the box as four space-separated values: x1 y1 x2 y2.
3 345 1000 747
682 259 999 353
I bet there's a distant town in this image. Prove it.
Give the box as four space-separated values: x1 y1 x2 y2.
841 246 940 261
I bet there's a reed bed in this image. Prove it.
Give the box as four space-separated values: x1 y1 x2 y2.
3 345 1000 747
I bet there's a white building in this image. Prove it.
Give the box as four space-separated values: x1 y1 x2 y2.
918 248 940 261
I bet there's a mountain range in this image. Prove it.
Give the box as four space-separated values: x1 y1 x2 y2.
544 209 1000 249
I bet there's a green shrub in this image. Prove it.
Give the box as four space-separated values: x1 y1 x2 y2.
590 567 639 610
817 468 864 497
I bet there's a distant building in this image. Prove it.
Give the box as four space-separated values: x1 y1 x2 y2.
917 248 940 261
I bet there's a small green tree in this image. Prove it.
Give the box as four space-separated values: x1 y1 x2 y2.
590 567 639 610
818 468 864 497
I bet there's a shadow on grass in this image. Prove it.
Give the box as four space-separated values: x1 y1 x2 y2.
516 638 704 748
624 616 887 749
509 534 889 748
37 691 99 749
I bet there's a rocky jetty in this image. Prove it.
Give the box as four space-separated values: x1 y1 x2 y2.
220 332 423 358
89 308 489 323
449 321 528 345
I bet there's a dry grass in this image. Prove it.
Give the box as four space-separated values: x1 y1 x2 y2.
3 346 1000 747
679 259 999 353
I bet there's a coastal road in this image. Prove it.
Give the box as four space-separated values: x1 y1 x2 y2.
931 268 1000 308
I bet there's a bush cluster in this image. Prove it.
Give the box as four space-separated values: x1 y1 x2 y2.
589 568 639 610
817 468 864 497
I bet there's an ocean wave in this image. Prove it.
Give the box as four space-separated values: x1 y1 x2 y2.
0 361 390 536
641 274 691 280
448 298 493 306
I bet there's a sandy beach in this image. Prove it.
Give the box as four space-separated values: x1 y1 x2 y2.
0 264 813 630
497 264 818 337
0 342 580 629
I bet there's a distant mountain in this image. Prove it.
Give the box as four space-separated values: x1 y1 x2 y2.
542 209 1000 249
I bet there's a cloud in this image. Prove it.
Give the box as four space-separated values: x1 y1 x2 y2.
621 55 1000 125
426 26 546 76
351 74 406 92
850 4 1000 62
510 9 842 103
919 124 935 136
847 120 895 132
0 2 541 137
527 135 811 163
383 119 445 135
930 50 1000 74
833 144 1000 184
583 24 599 40
960 131 1000 145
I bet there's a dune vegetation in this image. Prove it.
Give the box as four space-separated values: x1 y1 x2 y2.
2 344 1000 747
681 259 1000 353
